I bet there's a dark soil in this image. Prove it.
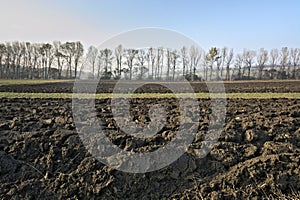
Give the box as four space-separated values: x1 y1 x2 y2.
0 80 299 93
0 98 299 199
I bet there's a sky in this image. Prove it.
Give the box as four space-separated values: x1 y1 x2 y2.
0 0 299 53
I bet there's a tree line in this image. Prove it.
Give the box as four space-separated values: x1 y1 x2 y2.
0 41 83 80
0 41 299 81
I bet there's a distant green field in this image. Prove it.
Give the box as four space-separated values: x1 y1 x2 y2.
0 92 299 99
0 79 71 86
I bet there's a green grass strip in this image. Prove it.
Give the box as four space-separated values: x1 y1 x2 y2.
0 79 71 86
0 92 299 99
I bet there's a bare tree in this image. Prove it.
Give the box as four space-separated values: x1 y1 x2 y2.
181 46 188 78
279 47 289 79
166 48 172 80
147 47 156 80
125 49 138 80
12 41 22 79
220 47 227 79
224 48 234 80
19 42 27 78
137 49 147 80
100 48 113 79
47 44 55 79
270 49 279 79
4 42 13 79
171 50 179 81
256 48 268 79
23 42 31 79
32 44 41 79
234 53 244 80
61 42 76 79
114 44 123 79
155 48 163 80
215 48 222 80
96 53 102 79
53 41 64 79
74 41 84 78
206 47 219 80
38 43 53 79
243 49 256 79
202 54 209 81
39 44 46 79
0 43 6 78
86 46 98 79
159 48 164 79
189 46 201 81
290 48 300 79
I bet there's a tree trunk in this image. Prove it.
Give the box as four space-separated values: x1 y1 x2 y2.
209 65 213 80
247 65 251 79
0 55 2 79
129 65 132 80
226 64 230 80
74 58 79 79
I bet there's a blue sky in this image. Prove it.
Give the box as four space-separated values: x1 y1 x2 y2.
0 0 299 52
